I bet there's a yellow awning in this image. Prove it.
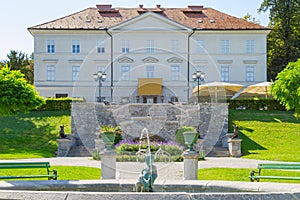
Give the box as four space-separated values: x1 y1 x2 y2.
138 78 162 96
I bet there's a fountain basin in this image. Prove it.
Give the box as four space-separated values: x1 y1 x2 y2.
0 179 299 193
0 190 300 200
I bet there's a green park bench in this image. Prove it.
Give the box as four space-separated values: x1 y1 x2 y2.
0 162 58 180
249 163 300 182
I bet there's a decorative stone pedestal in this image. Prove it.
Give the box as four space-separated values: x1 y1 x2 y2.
57 138 71 157
100 150 117 179
94 139 105 151
182 151 200 180
228 138 242 157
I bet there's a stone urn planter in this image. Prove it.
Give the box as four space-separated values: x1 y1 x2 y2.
101 132 116 150
101 125 117 150
183 131 199 152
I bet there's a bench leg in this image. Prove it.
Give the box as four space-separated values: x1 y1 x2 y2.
250 170 260 182
47 169 58 180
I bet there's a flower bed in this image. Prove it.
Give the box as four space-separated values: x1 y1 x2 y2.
115 140 184 162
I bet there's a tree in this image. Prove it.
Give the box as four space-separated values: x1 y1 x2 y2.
271 59 300 118
259 0 300 80
242 13 260 24
0 67 44 116
2 50 34 84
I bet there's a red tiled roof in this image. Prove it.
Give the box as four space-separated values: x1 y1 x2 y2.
28 5 269 30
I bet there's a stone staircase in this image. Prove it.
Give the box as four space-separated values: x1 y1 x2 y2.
206 147 230 157
67 135 91 157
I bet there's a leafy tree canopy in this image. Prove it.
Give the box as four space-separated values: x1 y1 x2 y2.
259 0 300 80
271 59 300 118
1 50 34 84
0 67 44 116
242 13 260 24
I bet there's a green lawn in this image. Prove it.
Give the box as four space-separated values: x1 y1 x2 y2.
0 166 100 180
0 111 71 159
229 110 300 161
0 109 299 162
198 168 300 183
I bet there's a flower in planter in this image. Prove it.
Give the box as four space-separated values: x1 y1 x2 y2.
100 125 123 149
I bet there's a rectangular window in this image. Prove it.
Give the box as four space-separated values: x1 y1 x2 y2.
146 65 154 78
171 40 179 53
46 65 55 81
196 39 204 53
146 40 154 53
246 65 255 82
171 65 180 80
221 65 229 82
246 40 254 54
121 40 130 53
72 40 80 53
47 40 55 53
221 40 230 54
121 65 130 80
97 40 105 53
72 66 80 81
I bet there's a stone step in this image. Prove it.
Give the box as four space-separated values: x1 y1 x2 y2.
67 145 91 157
205 147 230 157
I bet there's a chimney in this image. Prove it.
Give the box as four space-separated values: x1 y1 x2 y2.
96 4 112 10
188 5 204 10
139 4 143 8
156 4 161 9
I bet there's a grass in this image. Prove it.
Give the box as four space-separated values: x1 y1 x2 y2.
0 109 299 162
229 109 300 161
0 111 71 159
198 168 300 183
0 166 100 180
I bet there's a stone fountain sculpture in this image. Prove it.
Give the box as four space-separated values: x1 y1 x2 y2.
135 128 158 192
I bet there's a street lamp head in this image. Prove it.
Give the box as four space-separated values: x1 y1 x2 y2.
93 71 107 82
102 72 107 81
97 71 103 77
192 71 205 81
192 72 197 81
200 71 205 81
93 73 99 81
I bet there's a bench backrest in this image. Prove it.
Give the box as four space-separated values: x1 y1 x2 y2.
0 162 51 169
258 163 300 170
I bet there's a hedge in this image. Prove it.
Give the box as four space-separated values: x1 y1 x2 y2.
36 97 85 111
228 99 286 110
35 97 286 111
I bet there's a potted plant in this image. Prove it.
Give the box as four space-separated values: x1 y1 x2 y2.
101 125 117 150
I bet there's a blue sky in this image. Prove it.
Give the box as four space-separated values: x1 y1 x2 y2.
0 0 269 60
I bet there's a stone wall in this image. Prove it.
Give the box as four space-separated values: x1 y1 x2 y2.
71 103 228 153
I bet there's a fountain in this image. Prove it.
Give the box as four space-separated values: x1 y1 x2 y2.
134 127 172 192
135 128 157 192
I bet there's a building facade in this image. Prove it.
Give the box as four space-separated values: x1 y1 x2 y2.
28 4 270 103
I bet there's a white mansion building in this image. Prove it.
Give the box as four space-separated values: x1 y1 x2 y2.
28 4 270 103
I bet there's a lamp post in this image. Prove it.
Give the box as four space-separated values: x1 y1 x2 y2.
93 71 107 102
192 71 205 103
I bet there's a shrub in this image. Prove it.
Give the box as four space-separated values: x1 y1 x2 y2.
36 97 85 111
228 99 286 110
